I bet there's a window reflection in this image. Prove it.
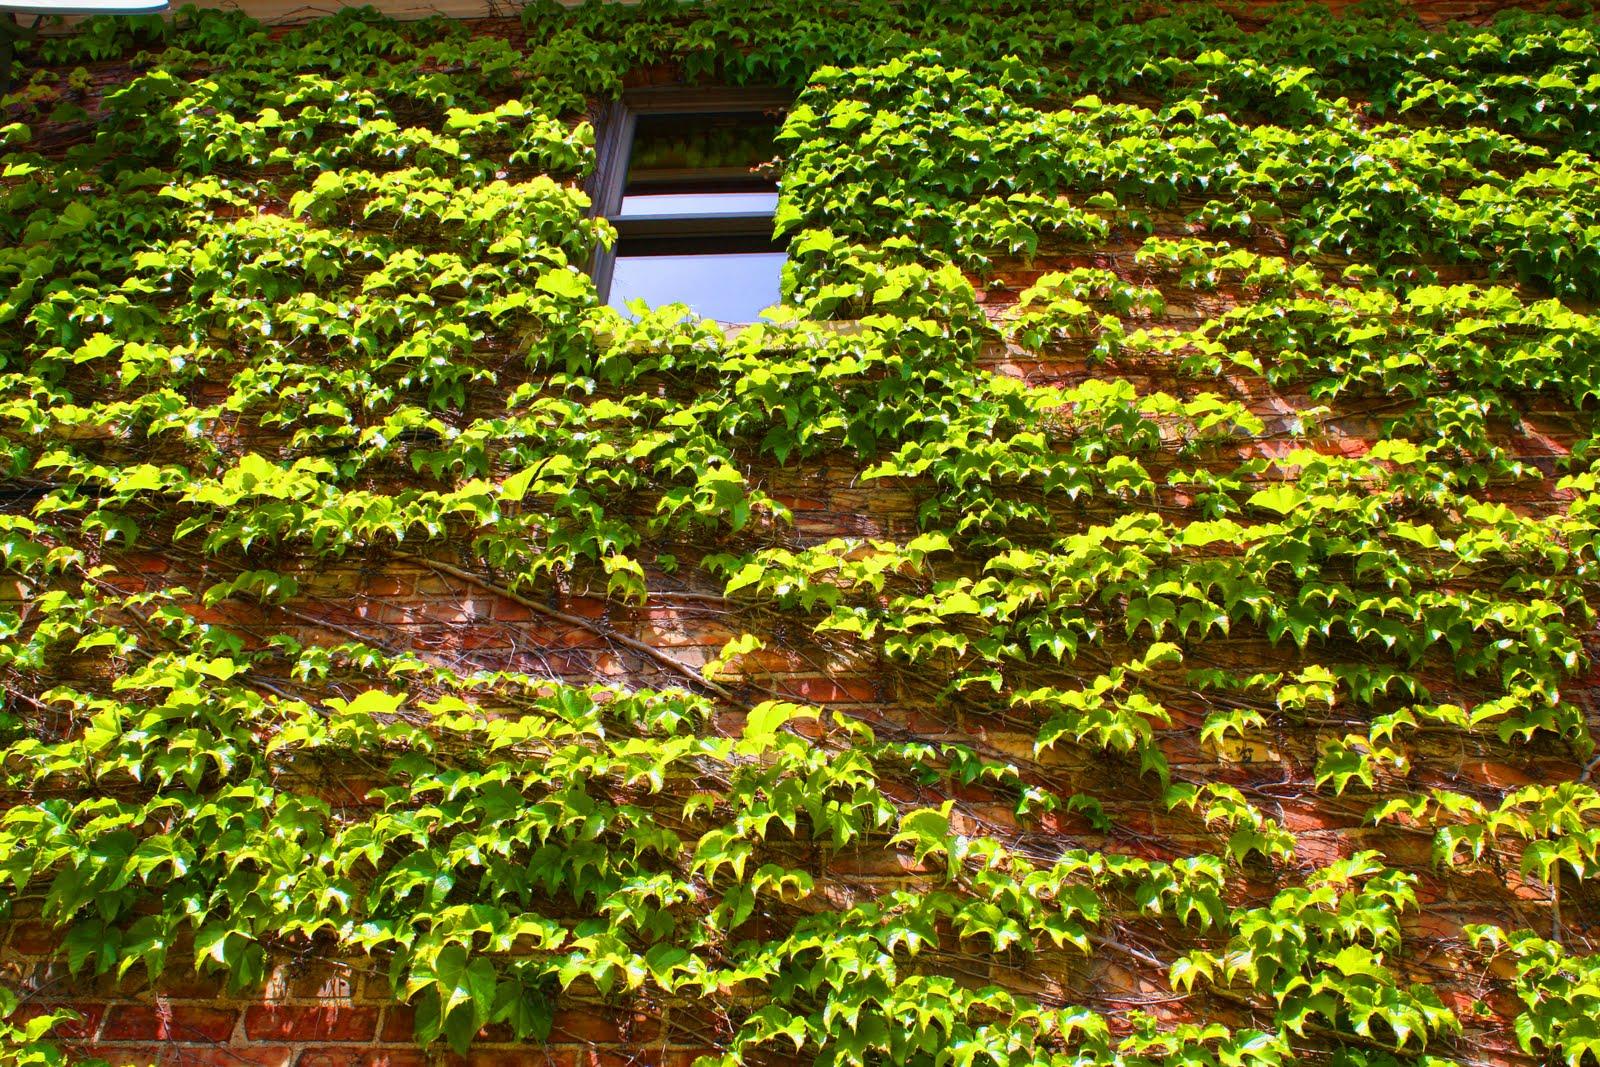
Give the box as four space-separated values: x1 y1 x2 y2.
625 111 778 193
608 252 786 322
596 99 787 323
617 192 780 218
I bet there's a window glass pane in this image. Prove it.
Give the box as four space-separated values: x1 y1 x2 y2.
617 191 780 218
625 111 778 193
608 252 786 323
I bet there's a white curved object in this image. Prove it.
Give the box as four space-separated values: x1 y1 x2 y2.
0 0 167 13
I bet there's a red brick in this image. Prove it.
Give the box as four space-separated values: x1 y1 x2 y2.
157 1048 294 1067
458 626 513 650
572 1054 641 1067
351 601 414 627
327 776 385 806
620 1008 665 1045
1453 760 1537 788
124 553 171 575
378 1004 415 1043
487 599 534 622
774 676 880 704
556 626 607 650
123 968 224 999
406 575 456 598
3 898 42 920
437 1052 575 1067
494 1021 545 1044
296 1052 431 1067
827 850 933 877
191 600 273 625
7 921 61 954
101 1003 239 1043
243 1006 379 1042
550 1008 621 1044
65 1043 166 1067
359 576 411 597
769 492 826 512
737 648 807 671
560 597 607 620
265 962 356 1001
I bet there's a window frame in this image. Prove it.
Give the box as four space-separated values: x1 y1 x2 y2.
587 86 793 312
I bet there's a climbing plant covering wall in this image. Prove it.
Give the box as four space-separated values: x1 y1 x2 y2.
3 0 1600 1063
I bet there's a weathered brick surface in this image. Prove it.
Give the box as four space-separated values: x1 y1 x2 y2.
100 1004 241 1043
243 1007 381 1043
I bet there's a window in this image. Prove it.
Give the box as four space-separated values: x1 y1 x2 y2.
589 88 790 323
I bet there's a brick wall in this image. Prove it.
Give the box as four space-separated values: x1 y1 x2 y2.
2 1 1593 1065
7 288 1583 1066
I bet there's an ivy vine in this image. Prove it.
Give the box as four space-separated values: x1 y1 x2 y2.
3 0 1600 1064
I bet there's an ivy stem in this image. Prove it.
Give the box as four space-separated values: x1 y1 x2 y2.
391 551 740 704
